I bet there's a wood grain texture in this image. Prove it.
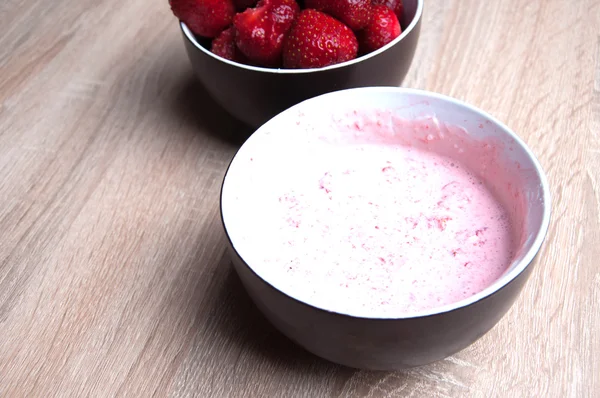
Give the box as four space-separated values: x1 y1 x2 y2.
0 0 598 396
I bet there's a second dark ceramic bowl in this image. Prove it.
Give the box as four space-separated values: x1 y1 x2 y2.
180 0 423 127
221 87 552 370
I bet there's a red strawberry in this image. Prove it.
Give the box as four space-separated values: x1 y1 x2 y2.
283 9 358 69
234 0 300 67
211 27 252 64
372 0 404 21
170 0 235 38
211 27 237 60
304 0 372 31
357 5 401 53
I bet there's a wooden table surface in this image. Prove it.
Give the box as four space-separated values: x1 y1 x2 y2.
1 0 599 396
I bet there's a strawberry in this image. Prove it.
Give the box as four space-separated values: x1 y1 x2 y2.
169 0 235 38
211 27 237 60
304 0 372 31
283 9 358 69
234 0 300 67
372 0 404 21
211 27 252 64
357 5 401 54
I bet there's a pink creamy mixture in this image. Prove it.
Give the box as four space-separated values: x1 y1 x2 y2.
226 111 520 316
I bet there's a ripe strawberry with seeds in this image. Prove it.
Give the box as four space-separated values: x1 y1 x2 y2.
304 0 372 31
372 0 404 21
211 26 252 64
169 0 235 38
357 4 401 53
283 9 358 69
234 0 300 67
211 27 237 60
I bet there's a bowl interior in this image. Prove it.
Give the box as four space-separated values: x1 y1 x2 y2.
221 87 551 318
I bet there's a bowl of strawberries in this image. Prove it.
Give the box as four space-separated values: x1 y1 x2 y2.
170 0 423 127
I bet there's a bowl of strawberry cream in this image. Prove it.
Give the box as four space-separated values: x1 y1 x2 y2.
220 87 551 370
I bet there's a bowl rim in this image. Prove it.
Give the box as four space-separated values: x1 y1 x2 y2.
220 87 552 320
180 0 424 74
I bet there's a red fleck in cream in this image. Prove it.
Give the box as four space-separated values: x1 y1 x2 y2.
223 111 521 317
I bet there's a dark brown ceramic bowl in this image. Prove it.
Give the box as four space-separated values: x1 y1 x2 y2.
220 87 552 370
180 0 423 127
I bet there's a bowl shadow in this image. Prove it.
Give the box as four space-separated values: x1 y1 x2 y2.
168 73 253 147
109 31 254 149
